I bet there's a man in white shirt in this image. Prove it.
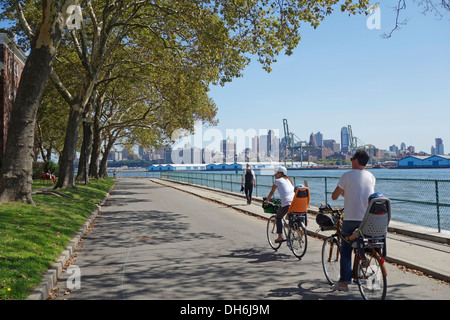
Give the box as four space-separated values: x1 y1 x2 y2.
331 150 375 292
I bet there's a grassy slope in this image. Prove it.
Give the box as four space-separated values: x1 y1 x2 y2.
0 178 115 300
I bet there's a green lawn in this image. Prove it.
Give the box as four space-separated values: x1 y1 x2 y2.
0 178 115 300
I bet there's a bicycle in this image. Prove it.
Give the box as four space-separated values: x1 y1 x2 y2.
263 198 308 259
317 202 390 300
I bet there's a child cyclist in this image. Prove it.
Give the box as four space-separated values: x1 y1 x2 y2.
263 166 295 243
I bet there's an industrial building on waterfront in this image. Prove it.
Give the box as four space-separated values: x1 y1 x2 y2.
398 155 450 168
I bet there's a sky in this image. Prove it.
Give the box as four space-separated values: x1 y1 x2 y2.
1 2 449 155
203 2 450 154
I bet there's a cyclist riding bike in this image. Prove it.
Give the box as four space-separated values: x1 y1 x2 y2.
263 166 294 243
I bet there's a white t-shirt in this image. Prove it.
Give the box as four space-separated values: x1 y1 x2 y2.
337 169 376 221
274 177 295 207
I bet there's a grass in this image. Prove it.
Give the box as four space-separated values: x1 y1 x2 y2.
0 178 116 300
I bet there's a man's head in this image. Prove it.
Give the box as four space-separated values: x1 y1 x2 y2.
351 150 370 167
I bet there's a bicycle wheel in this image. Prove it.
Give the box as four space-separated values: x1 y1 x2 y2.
356 251 387 300
267 215 282 250
287 223 307 259
322 236 341 285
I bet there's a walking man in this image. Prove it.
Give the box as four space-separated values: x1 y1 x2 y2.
241 163 256 204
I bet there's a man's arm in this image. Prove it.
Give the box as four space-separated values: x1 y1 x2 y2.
332 186 344 200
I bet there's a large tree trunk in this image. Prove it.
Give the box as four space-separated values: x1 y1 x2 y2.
99 136 116 178
54 76 96 189
89 111 102 179
0 46 53 204
54 103 82 189
0 1 68 204
76 115 92 183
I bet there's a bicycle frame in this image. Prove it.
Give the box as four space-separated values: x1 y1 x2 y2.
352 248 387 279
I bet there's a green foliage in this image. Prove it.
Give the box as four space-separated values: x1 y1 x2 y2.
0 0 372 177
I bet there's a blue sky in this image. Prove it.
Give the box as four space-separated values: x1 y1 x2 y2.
206 3 450 154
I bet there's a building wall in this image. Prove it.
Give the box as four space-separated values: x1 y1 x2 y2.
0 34 26 161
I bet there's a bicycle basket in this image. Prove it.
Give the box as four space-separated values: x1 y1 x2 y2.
262 202 277 213
316 212 336 231
262 199 281 213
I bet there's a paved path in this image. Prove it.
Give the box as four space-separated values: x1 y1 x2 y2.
48 178 449 301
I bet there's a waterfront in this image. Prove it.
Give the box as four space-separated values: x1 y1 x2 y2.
110 167 450 232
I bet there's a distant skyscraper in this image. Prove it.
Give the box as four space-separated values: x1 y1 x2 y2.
314 132 323 148
435 138 444 155
341 127 350 154
309 132 317 147
267 130 276 157
221 138 236 162
400 142 406 151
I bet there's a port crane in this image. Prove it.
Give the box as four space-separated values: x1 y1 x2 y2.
348 125 375 153
283 119 316 166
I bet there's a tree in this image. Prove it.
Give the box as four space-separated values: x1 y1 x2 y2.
0 0 372 203
0 0 80 204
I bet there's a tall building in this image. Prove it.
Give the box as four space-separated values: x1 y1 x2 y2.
323 139 340 153
314 131 323 148
435 138 444 155
252 135 260 158
389 145 399 155
267 129 276 157
221 138 236 162
309 132 317 147
340 127 350 154
0 33 26 161
400 142 406 151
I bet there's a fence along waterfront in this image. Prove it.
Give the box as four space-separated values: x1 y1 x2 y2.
162 171 450 233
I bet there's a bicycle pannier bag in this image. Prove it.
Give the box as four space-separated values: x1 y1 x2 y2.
316 212 336 231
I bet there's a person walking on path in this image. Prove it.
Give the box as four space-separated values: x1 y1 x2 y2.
331 150 376 292
264 166 294 243
241 163 256 204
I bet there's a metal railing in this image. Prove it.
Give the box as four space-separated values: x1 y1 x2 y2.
163 171 450 233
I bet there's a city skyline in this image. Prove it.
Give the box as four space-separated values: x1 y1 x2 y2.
207 3 449 155
171 121 445 156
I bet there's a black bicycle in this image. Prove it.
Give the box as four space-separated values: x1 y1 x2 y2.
263 198 307 259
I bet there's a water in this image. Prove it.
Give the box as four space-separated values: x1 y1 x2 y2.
111 168 450 232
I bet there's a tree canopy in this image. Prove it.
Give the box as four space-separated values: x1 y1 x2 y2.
0 0 373 203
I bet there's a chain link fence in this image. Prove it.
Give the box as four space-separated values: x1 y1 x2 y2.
164 171 450 233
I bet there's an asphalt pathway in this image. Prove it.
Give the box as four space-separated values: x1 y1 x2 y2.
49 178 450 301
